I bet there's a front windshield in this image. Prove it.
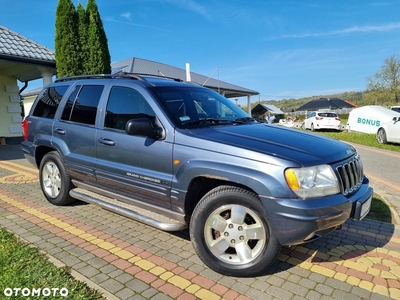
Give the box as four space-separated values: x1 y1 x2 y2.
149 86 251 128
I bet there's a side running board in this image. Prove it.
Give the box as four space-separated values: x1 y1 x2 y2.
69 188 187 232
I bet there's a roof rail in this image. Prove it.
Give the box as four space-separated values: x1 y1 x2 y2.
54 73 145 83
136 73 183 82
54 72 183 83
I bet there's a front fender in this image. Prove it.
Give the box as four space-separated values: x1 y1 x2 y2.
172 159 293 199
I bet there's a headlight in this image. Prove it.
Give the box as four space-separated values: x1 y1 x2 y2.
284 165 340 199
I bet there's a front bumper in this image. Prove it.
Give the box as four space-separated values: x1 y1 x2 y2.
261 176 373 246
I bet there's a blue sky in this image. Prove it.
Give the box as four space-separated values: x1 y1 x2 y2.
1 0 400 104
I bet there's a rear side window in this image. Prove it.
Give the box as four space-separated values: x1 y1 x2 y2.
61 85 104 126
32 86 69 118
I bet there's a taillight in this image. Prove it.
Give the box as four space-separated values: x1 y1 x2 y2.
22 119 28 141
335 117 340 121
315 117 323 120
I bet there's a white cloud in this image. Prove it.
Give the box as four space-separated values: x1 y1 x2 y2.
283 22 400 38
104 17 172 32
121 12 131 20
163 0 209 19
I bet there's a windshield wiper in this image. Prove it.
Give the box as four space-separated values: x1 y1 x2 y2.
182 117 255 127
181 118 230 126
233 117 256 124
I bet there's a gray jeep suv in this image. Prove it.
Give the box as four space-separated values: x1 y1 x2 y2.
22 74 373 276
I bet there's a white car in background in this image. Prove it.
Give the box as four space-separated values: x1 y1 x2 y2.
302 111 341 131
376 116 400 144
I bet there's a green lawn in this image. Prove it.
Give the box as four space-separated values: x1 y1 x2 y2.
368 195 394 224
317 129 400 153
0 229 105 299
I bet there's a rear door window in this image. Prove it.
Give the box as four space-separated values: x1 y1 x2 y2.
61 85 104 126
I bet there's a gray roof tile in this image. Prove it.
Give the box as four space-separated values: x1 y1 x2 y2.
0 25 55 62
296 98 355 111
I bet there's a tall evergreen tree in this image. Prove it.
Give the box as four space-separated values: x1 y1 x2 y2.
86 0 111 74
77 2 89 74
55 0 80 77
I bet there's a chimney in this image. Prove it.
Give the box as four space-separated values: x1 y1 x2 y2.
186 63 191 82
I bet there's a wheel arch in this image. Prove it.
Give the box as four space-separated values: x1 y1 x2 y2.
35 145 57 168
377 126 386 133
178 160 289 218
184 177 258 217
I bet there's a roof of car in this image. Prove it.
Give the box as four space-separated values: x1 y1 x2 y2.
317 110 337 113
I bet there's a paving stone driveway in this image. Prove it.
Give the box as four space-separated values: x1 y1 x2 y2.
1 145 399 300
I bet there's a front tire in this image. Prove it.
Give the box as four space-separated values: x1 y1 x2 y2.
189 186 280 277
377 128 387 144
39 151 75 206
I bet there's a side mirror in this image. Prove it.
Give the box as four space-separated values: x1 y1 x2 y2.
393 116 400 122
125 118 163 139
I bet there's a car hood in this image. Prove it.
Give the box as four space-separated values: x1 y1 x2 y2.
182 123 356 167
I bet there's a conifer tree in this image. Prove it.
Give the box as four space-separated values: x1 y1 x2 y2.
86 0 111 74
55 0 80 77
77 2 89 74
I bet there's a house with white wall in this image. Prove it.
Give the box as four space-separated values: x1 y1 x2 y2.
0 25 56 145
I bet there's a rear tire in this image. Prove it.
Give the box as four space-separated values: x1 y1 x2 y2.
189 185 280 277
39 151 75 206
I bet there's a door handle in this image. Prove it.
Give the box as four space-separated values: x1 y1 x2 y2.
98 137 115 146
54 128 66 135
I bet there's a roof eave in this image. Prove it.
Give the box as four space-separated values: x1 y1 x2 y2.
222 90 258 99
0 54 56 67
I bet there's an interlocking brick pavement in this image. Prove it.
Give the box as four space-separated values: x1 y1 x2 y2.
1 144 400 299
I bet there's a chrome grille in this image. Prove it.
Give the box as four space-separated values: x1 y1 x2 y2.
336 155 364 196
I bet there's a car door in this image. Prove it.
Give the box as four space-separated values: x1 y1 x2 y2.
95 85 173 209
386 117 400 143
53 84 105 184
